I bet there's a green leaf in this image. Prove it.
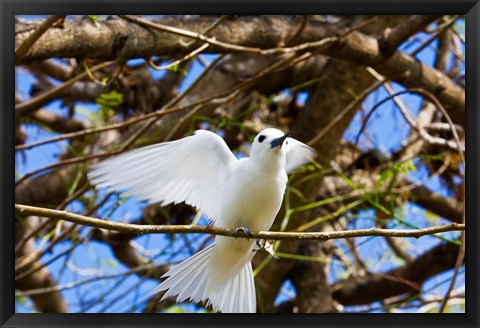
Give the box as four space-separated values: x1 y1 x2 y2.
391 160 416 177
390 254 406 266
425 211 440 224
378 169 393 186
96 90 124 120
346 88 359 99
165 305 187 313
101 259 118 268
167 64 188 76
16 293 28 305
88 15 100 25
406 160 417 172
96 90 124 107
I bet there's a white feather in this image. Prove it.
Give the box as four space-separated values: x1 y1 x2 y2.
152 244 213 298
152 243 256 313
88 130 238 224
285 137 317 173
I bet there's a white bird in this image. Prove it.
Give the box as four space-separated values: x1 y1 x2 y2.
88 128 316 313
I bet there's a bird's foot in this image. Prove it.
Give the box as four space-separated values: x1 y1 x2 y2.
234 226 254 239
253 239 266 252
253 240 280 260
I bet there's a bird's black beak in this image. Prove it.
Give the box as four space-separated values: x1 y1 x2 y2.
270 132 290 149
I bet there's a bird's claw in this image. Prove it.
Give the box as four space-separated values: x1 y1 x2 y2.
234 226 254 239
253 240 280 260
254 239 264 251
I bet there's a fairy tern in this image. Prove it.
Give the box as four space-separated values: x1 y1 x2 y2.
88 128 316 313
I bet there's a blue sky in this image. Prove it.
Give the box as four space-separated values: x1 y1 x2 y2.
15 16 465 313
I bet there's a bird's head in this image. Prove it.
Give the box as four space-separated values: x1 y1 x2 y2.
250 128 290 160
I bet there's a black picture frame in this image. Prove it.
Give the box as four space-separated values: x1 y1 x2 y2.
2 1 479 327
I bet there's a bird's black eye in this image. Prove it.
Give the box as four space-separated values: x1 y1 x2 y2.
258 135 266 143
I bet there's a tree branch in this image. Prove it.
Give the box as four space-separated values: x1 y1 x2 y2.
15 204 464 241
15 61 115 115
409 184 463 224
16 16 463 123
16 263 161 297
332 243 461 306
16 15 64 64
378 15 440 57
30 109 86 134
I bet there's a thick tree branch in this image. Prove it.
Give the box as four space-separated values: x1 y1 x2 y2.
378 15 438 57
290 240 336 312
16 16 463 124
410 184 463 223
15 221 68 312
332 243 461 306
15 16 332 61
15 265 69 312
91 228 168 280
30 109 86 134
16 15 64 64
15 204 464 241
27 59 73 82
15 164 87 206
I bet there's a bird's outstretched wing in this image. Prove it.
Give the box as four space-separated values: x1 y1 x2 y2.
88 130 238 223
285 138 317 174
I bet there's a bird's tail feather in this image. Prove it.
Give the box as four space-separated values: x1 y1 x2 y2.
152 244 256 313
206 260 256 313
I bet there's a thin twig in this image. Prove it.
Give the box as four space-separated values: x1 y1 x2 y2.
147 14 226 71
16 263 161 297
307 78 384 147
15 227 90 281
410 15 461 57
15 218 54 254
15 149 123 186
16 61 115 115
354 88 465 156
284 16 309 46
367 68 463 152
15 204 465 241
15 105 199 151
148 43 209 71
